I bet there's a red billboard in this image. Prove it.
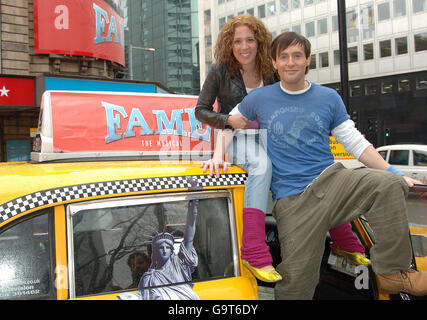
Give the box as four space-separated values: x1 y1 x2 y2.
0 77 34 107
34 0 125 66
46 91 213 153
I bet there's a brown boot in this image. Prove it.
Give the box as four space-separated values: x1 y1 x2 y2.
377 269 427 296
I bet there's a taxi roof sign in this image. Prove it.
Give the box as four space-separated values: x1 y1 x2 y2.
31 91 214 162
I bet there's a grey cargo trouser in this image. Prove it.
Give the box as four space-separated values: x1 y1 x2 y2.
272 162 412 300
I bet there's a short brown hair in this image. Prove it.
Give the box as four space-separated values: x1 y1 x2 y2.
214 14 274 80
271 32 311 74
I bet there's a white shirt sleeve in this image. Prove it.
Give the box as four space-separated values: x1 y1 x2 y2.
331 119 372 159
229 104 241 115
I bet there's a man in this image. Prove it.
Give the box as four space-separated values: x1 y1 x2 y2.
234 32 427 299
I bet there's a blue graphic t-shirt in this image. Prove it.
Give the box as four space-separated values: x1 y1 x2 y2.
238 82 349 199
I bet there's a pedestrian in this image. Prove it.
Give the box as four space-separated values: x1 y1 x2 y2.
234 31 427 299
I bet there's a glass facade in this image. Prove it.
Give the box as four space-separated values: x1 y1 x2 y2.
124 0 200 95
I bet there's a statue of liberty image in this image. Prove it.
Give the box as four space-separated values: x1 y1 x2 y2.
137 199 200 300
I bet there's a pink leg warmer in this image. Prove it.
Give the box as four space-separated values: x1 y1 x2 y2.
241 208 273 269
329 222 365 254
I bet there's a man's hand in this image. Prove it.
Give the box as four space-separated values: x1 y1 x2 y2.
403 176 423 188
227 114 250 129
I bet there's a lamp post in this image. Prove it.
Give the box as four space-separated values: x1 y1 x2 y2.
337 0 349 113
129 45 156 80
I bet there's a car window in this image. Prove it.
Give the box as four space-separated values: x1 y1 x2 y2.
0 209 54 300
413 150 427 166
378 150 388 160
68 191 236 298
389 150 409 165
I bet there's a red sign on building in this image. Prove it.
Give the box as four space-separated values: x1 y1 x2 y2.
0 77 35 107
34 0 125 66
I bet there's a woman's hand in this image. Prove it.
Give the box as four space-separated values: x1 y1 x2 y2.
200 154 231 177
227 114 250 129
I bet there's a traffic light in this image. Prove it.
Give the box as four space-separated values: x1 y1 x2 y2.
351 111 358 127
385 128 390 137
367 119 379 133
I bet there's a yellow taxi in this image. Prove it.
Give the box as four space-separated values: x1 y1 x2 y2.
0 91 257 300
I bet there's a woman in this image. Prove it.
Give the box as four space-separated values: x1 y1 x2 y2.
195 14 281 282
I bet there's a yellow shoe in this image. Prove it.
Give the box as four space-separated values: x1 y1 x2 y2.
242 259 282 283
334 248 371 266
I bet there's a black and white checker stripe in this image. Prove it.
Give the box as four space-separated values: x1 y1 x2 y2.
0 173 247 224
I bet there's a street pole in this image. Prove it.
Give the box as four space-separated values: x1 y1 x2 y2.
128 45 156 80
337 0 350 113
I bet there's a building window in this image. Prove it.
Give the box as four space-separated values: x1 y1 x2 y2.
350 84 362 97
364 43 374 60
381 80 393 93
204 10 211 22
413 0 427 13
347 8 359 42
416 76 427 89
319 52 329 68
258 4 266 18
348 46 358 63
379 39 392 57
305 0 314 5
393 0 406 17
360 4 375 39
378 2 390 21
227 14 234 21
219 17 226 31
415 32 427 52
292 24 301 34
280 0 289 12
333 50 340 65
305 21 315 37
365 83 377 95
218 0 224 4
395 37 408 55
292 0 300 9
205 35 212 47
309 54 316 69
247 8 254 15
398 79 410 91
332 15 338 32
268 1 276 16
317 18 327 35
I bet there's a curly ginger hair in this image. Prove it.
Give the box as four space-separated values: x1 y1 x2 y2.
214 14 275 80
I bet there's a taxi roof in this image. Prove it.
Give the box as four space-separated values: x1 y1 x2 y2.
0 159 246 227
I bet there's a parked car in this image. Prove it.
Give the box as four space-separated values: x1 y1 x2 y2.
376 144 427 184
